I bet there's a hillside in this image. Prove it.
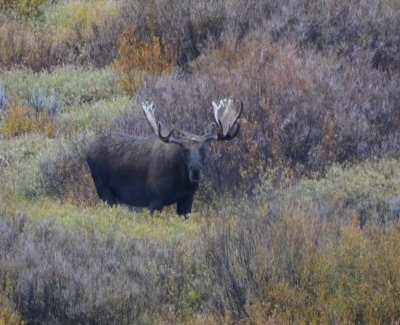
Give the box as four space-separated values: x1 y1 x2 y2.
1 0 400 323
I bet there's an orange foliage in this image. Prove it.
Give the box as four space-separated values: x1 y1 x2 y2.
2 94 55 138
114 28 176 93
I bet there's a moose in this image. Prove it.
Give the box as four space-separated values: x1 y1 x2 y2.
86 99 243 218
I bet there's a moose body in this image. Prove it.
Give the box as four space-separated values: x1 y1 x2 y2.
86 99 242 217
86 133 203 215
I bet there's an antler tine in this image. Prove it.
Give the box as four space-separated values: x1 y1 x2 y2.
209 98 243 141
157 123 176 142
142 101 159 135
142 101 184 144
211 99 224 129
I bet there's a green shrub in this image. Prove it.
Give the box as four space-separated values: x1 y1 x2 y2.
0 82 9 111
39 0 121 65
43 0 119 38
29 87 63 117
0 66 123 106
0 0 51 19
282 159 400 224
37 134 96 204
0 133 58 198
57 95 131 134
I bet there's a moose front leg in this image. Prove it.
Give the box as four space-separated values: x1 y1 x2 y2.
177 196 194 219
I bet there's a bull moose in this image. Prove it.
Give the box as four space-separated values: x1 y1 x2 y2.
86 98 243 218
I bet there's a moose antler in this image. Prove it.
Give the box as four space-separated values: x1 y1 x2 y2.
142 102 181 144
204 98 243 141
143 99 243 144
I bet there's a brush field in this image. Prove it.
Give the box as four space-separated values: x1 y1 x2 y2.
1 0 400 323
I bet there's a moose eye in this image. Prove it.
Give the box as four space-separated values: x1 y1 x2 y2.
183 148 190 156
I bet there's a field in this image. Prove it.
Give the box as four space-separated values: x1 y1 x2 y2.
1 0 400 324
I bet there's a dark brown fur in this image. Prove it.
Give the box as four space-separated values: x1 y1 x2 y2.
86 133 206 217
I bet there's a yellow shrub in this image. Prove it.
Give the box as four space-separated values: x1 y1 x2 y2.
0 278 25 325
53 0 119 38
114 28 176 93
0 302 25 325
1 95 55 138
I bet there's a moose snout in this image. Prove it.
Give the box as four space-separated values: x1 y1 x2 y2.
189 165 202 183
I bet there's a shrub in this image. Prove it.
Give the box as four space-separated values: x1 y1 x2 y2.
83 0 226 68
46 0 119 38
0 213 192 325
0 133 58 199
282 158 400 226
69 0 400 72
0 82 9 112
0 66 124 106
1 94 55 138
0 278 25 325
29 87 63 117
2 160 400 324
0 0 51 19
115 28 176 93
3 179 400 324
38 135 97 204
0 300 25 325
41 0 120 66
195 186 400 323
57 96 131 135
119 36 400 193
0 22 61 72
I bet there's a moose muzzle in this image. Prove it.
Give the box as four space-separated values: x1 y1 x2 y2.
189 165 202 183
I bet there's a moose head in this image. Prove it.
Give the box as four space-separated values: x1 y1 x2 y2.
142 98 243 183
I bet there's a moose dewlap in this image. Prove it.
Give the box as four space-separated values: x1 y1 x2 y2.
86 99 243 218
